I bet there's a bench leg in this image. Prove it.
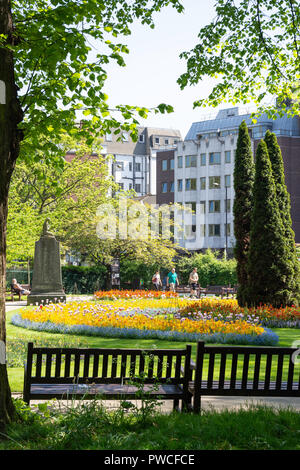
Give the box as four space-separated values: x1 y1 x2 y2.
193 395 201 414
173 399 180 412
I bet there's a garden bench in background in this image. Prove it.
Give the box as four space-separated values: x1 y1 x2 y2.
189 341 300 413
8 284 31 301
23 343 193 411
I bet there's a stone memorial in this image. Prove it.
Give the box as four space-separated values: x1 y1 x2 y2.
27 219 66 305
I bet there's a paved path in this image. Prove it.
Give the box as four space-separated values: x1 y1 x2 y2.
12 393 300 412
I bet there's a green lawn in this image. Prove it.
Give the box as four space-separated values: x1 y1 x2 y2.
6 307 300 392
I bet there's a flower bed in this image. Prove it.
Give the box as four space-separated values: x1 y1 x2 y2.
94 289 178 300
178 299 300 328
12 301 279 345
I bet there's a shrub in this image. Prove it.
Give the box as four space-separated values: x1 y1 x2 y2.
62 265 107 294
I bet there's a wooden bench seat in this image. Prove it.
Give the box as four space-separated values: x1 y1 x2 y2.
190 342 300 412
23 343 193 411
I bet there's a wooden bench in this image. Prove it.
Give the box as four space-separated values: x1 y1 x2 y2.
189 341 300 413
175 286 192 295
197 285 229 298
23 343 193 411
8 284 30 301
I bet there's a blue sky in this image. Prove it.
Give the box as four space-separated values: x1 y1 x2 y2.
102 0 219 139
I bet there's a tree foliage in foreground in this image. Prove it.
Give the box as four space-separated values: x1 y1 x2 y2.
0 0 184 430
177 0 300 118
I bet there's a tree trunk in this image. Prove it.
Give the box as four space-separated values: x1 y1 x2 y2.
0 0 24 431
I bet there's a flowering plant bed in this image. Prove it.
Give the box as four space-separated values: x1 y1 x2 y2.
94 289 178 300
178 298 300 328
12 301 278 345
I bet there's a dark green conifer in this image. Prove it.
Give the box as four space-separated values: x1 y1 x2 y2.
233 120 255 306
264 130 300 305
247 140 294 307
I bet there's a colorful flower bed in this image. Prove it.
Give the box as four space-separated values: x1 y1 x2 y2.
178 299 300 328
94 289 178 300
12 300 278 345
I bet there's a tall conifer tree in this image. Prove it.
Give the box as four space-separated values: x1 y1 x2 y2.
247 140 294 307
264 130 300 304
233 120 254 306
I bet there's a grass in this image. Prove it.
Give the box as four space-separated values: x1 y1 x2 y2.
0 398 299 450
6 307 300 392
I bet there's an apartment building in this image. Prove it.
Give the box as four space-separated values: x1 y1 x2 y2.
174 107 300 252
102 126 181 197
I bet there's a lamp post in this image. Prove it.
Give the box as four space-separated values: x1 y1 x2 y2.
225 184 228 258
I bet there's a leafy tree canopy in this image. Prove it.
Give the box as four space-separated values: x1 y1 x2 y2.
177 0 300 118
8 0 184 163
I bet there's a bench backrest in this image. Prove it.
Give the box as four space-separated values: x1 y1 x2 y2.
24 343 192 387
206 285 225 294
193 341 300 397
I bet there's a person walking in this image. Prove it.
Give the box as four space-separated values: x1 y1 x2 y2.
167 267 179 292
152 271 162 290
188 267 199 297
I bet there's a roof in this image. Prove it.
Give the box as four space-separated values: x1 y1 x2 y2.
185 109 300 140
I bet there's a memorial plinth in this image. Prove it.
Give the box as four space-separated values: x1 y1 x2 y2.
27 219 66 305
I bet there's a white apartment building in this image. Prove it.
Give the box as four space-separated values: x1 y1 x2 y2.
103 127 182 197
175 131 241 253
174 105 300 252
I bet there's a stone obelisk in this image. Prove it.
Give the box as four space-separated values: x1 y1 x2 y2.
27 219 66 305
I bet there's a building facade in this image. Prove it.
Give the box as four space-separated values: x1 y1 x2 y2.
156 149 175 205
102 126 181 197
173 107 300 252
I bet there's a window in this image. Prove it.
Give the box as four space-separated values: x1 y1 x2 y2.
185 155 197 168
200 201 206 214
139 134 145 143
225 198 231 212
209 176 221 189
170 159 174 170
225 175 231 187
185 178 197 190
155 137 160 144
209 200 220 213
135 183 141 193
209 152 221 165
134 162 141 172
162 160 168 171
208 224 221 236
200 224 206 237
129 183 132 190
129 162 132 172
200 153 206 166
177 179 183 191
162 182 168 193
118 183 124 190
165 139 169 145
200 177 206 190
177 156 183 168
225 223 231 236
185 225 196 239
225 151 231 163
170 182 174 192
